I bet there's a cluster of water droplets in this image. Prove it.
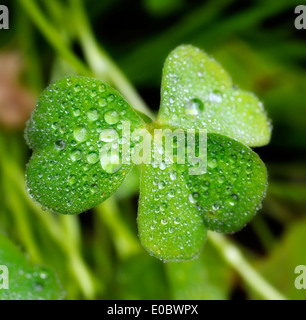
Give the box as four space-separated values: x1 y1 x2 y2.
158 45 271 147
25 76 144 214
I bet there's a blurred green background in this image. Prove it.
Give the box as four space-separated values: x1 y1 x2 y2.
0 0 305 300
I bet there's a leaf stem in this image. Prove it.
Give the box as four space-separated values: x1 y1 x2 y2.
70 0 155 119
207 232 286 300
96 198 142 260
18 0 90 76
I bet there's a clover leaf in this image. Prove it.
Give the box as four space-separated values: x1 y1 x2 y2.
26 76 144 214
25 45 271 262
0 234 64 300
157 45 271 147
138 133 267 261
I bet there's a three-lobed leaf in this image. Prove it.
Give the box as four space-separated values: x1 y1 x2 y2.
157 45 271 147
138 133 267 261
26 76 144 214
25 45 271 262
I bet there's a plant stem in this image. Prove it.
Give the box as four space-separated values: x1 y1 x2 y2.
70 0 155 119
96 198 142 260
18 0 90 76
207 232 286 300
0 136 41 263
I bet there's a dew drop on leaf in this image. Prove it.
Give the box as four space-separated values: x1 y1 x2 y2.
104 110 119 124
74 127 88 142
87 152 99 164
70 149 82 161
54 140 66 150
185 98 204 115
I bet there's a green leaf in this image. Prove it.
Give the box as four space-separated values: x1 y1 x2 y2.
0 234 64 300
138 133 267 261
157 45 271 147
188 133 268 233
138 161 207 262
26 76 144 214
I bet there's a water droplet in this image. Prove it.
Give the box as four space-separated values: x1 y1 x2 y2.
104 110 119 124
100 151 121 173
74 84 81 92
99 128 118 142
159 161 166 170
90 184 98 194
99 98 107 107
161 218 168 225
228 194 239 206
160 203 167 212
87 152 99 164
158 181 166 189
168 189 175 198
185 98 204 115
170 171 177 181
169 96 175 103
209 90 223 103
87 109 99 121
208 158 217 169
40 273 47 280
74 127 88 142
98 84 106 92
174 217 180 225
54 140 66 150
189 192 199 204
70 149 82 161
73 109 81 118
52 122 59 129
68 175 76 185
212 203 219 210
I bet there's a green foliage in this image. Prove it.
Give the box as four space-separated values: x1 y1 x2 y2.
189 134 267 233
0 234 64 300
2 0 302 300
26 45 269 262
138 161 207 261
157 45 271 147
26 76 144 214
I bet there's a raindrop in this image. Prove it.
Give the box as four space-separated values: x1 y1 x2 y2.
68 175 76 185
170 171 177 181
185 98 204 115
99 128 118 142
74 127 88 142
87 152 99 164
104 110 119 124
99 98 107 107
189 192 199 204
208 158 218 169
74 84 81 92
212 203 219 210
73 109 81 117
54 140 66 150
87 109 99 121
70 149 82 161
161 218 168 225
